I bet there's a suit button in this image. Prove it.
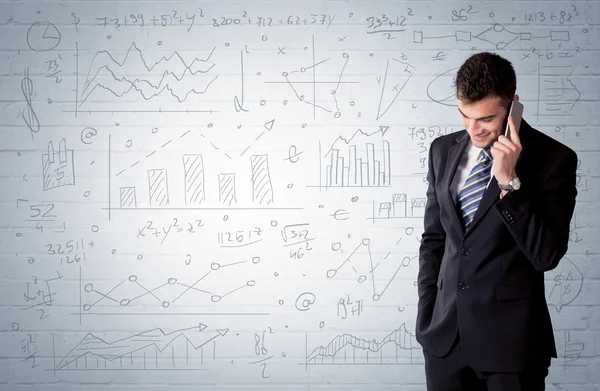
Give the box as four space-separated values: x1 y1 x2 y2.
457 282 467 290
461 248 470 256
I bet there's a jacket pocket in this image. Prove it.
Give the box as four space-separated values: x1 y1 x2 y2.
496 284 535 301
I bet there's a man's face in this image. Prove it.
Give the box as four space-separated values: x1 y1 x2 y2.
457 94 510 149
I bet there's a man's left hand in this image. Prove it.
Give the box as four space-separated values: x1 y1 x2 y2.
491 115 522 185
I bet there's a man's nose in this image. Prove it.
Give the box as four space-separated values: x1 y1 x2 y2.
467 119 480 132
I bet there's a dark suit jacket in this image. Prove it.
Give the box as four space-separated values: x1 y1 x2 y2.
415 119 578 373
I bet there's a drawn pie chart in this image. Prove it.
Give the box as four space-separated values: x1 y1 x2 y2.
27 21 61 52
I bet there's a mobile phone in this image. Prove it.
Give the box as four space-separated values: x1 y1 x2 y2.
504 100 524 140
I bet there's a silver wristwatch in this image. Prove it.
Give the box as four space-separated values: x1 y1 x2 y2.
498 177 521 192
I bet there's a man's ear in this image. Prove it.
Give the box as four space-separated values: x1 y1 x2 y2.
513 94 520 101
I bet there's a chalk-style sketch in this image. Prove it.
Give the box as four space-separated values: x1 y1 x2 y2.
79 42 218 108
295 292 317 312
413 23 570 50
426 67 460 107
183 154 206 205
546 257 584 312
321 126 391 188
119 187 137 208
42 138 75 191
537 65 581 118
21 67 40 135
54 324 228 371
376 59 416 120
26 21 61 52
1 2 596 388
326 238 414 301
83 258 259 313
251 155 274 205
559 330 586 368
234 50 249 112
307 323 422 365
147 169 169 207
266 35 359 119
218 173 237 205
370 193 427 222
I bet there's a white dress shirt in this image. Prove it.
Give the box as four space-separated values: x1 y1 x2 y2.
450 141 494 203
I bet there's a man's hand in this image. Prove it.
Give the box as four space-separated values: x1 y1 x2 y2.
491 115 522 185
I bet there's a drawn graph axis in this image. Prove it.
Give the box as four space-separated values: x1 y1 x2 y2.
269 34 359 118
52 324 228 371
304 323 422 366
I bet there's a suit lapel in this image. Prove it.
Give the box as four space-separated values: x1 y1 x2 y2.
441 131 470 237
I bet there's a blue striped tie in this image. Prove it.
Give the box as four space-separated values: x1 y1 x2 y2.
458 146 493 230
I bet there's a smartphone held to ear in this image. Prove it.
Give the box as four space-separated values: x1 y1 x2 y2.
504 100 524 140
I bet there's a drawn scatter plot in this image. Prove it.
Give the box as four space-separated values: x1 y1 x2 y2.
326 238 413 301
42 138 75 191
78 42 218 109
54 324 228 371
376 59 416 120
268 35 359 118
321 126 390 188
83 258 260 313
306 323 422 365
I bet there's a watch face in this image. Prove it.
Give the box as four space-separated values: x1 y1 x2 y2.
510 177 521 190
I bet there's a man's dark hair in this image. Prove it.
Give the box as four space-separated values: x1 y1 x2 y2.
455 52 516 108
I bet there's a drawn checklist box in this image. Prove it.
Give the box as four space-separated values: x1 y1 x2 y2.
42 138 75 191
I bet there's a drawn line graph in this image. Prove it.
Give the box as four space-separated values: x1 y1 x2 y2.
326 238 415 301
83 258 260 312
54 323 228 371
306 322 422 365
79 42 218 105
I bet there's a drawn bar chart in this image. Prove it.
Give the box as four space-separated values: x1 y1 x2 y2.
326 140 391 187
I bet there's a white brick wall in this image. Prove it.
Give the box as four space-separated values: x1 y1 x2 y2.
0 0 598 389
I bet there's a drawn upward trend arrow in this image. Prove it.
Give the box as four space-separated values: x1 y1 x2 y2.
55 323 228 370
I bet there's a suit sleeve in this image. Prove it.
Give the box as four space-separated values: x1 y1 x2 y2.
493 149 578 272
417 139 446 307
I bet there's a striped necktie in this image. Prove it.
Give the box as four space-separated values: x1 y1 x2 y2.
458 146 493 230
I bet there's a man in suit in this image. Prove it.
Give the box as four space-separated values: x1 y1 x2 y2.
415 52 578 390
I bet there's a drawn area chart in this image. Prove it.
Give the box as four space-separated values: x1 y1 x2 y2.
0 1 597 390
53 324 227 371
